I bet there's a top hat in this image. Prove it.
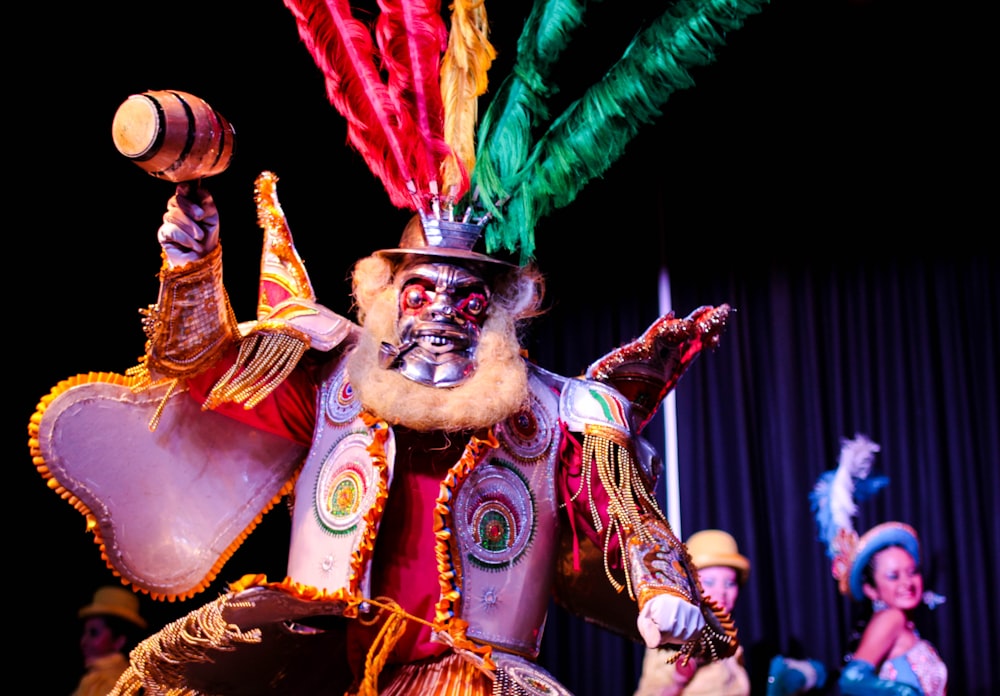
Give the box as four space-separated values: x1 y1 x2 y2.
78 585 147 629
686 529 751 585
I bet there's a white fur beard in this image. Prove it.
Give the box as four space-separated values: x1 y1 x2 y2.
345 292 530 431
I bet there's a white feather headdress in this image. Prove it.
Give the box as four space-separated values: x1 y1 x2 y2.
810 433 888 561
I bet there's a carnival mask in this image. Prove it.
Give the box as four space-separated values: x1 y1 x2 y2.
379 260 491 387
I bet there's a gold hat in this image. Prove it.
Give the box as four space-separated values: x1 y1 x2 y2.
686 529 751 585
78 586 147 629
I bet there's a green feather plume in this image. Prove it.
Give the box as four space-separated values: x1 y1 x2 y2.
471 0 595 262
472 0 769 264
473 0 592 198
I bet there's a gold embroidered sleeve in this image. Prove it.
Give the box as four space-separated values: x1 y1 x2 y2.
626 514 699 609
626 515 739 663
143 244 240 378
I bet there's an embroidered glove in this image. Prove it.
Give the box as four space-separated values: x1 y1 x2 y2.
636 593 706 648
158 183 220 267
839 659 920 696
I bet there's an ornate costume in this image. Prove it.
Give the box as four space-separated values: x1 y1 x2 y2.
33 186 733 692
28 1 771 693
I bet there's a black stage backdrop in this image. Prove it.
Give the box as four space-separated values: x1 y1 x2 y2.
12 2 995 694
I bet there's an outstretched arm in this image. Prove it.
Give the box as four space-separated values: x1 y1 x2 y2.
554 378 731 661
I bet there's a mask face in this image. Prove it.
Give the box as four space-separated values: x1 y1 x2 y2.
380 260 491 387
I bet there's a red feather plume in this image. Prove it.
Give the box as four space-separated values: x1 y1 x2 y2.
376 0 451 207
283 0 454 213
283 0 410 208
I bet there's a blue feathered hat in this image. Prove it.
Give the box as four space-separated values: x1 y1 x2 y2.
810 434 945 607
847 521 920 601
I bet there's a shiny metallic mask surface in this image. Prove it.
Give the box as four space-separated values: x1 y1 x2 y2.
383 261 490 387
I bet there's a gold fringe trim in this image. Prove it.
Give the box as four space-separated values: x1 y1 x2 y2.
112 593 265 696
664 597 739 666
582 425 663 599
108 665 146 696
123 357 181 432
203 328 308 410
432 430 499 626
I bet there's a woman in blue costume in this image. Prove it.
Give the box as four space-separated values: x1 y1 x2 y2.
811 434 947 696
842 522 947 695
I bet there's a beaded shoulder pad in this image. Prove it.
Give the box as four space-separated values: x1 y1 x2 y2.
559 375 634 446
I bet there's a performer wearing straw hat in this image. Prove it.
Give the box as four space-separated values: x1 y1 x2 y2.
635 529 755 696
72 586 148 696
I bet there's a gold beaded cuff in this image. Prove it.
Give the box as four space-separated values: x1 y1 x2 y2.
626 515 738 663
144 245 240 378
626 515 700 610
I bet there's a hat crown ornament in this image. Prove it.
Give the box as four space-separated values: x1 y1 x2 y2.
380 201 513 268
414 204 489 251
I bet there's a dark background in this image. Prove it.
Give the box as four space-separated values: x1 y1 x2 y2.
12 1 995 694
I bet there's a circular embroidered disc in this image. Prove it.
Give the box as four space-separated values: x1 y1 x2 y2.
313 433 379 534
454 462 535 569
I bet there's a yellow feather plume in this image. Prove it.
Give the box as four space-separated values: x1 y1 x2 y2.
440 0 496 200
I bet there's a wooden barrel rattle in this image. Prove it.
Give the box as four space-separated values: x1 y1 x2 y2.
111 90 235 182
